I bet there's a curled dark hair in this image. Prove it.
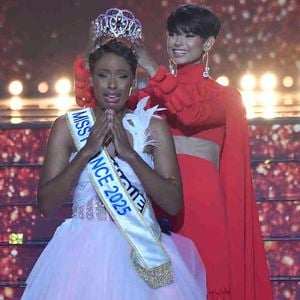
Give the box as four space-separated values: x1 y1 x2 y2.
167 4 221 39
89 40 137 75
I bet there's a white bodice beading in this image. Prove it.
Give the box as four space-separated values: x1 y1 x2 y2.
71 98 162 221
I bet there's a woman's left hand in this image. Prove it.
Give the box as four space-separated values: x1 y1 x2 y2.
108 109 136 161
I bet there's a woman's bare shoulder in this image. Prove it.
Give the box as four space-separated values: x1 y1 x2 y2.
48 114 74 149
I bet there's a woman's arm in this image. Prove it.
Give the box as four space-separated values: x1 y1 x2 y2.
130 41 227 128
111 114 182 216
38 114 110 216
148 67 227 127
132 40 159 77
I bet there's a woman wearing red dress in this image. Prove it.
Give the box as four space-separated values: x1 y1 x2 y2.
73 4 272 299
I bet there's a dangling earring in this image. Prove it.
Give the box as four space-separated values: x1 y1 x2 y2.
129 78 137 96
202 51 210 78
129 86 133 96
168 59 176 75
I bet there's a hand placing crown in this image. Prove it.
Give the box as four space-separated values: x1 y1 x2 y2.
90 8 143 52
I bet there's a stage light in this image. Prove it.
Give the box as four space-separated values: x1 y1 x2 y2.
240 74 256 90
9 97 23 110
282 76 294 88
260 91 278 106
8 80 23 96
3 287 14 298
54 95 73 111
38 81 49 94
241 91 256 106
262 106 276 119
216 76 229 86
246 107 255 119
241 91 257 118
55 78 72 95
10 117 23 124
260 73 277 90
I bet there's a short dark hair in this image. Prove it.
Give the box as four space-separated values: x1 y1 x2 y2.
89 40 137 74
167 4 221 39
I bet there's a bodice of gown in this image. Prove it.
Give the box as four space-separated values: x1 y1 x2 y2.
71 98 161 221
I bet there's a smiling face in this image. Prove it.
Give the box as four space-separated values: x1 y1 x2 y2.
166 5 220 67
91 52 134 113
167 31 205 66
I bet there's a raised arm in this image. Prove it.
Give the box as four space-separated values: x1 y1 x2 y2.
148 66 226 127
38 114 110 216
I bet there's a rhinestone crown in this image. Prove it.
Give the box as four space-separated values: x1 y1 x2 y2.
91 8 142 50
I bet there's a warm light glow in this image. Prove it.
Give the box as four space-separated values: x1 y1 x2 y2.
4 287 14 297
240 74 256 90
9 97 23 110
262 106 276 119
260 73 277 90
216 76 229 86
283 96 294 105
54 95 73 111
246 107 255 119
8 80 23 96
55 78 72 95
242 91 257 118
241 91 256 106
260 91 278 106
10 117 23 124
38 81 49 93
282 76 294 88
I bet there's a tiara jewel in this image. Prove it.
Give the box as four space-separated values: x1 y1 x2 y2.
91 8 142 48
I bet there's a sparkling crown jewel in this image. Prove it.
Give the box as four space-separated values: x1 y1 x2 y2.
91 8 142 50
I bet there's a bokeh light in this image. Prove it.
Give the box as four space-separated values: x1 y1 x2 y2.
9 97 23 110
241 91 256 107
282 76 294 88
260 91 278 106
216 76 229 86
262 106 276 119
8 80 23 96
54 95 73 111
260 73 278 90
240 74 256 90
10 117 23 124
54 78 72 95
37 81 49 94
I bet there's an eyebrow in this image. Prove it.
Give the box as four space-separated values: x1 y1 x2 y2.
96 68 130 73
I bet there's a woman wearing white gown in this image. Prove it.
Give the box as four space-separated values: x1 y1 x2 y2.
21 9 206 300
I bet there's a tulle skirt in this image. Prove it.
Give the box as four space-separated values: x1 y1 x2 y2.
21 218 206 300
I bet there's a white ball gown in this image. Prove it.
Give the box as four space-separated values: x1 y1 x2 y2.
21 100 207 300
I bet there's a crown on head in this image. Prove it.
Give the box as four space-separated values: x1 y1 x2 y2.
91 8 142 50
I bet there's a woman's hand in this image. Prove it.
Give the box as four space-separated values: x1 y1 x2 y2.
82 113 110 158
108 110 136 161
132 40 158 77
